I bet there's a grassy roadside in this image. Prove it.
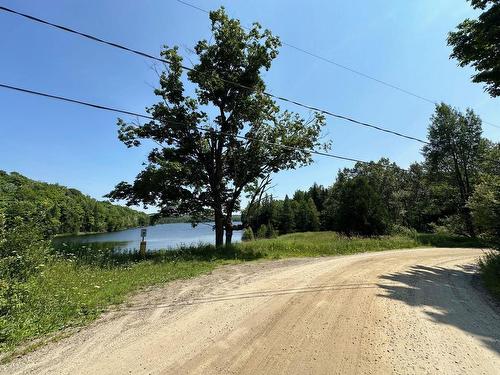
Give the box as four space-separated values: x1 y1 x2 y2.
1 260 223 355
0 245 257 355
0 232 489 356
238 232 422 258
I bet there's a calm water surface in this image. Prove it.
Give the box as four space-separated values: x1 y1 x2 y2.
54 223 243 251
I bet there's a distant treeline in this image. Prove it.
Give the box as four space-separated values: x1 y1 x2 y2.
150 214 242 225
0 171 149 236
244 152 499 239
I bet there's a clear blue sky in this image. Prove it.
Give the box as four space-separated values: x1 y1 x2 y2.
1 0 498 212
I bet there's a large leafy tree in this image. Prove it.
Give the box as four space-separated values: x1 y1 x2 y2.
107 8 326 246
448 0 500 97
336 159 406 225
467 141 500 238
423 104 483 236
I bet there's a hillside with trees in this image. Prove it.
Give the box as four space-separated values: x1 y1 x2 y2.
0 171 149 236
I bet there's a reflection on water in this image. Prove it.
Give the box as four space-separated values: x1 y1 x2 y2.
53 222 243 252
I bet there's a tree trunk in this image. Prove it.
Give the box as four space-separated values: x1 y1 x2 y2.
214 210 224 247
225 220 233 245
450 151 476 237
462 207 476 238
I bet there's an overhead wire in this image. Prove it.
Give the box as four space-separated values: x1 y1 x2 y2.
0 4 431 143
1 6 496 166
174 0 500 131
0 82 369 165
2 82 497 168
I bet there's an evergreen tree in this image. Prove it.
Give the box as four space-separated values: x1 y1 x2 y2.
306 198 321 232
308 183 328 212
334 176 389 236
278 195 295 234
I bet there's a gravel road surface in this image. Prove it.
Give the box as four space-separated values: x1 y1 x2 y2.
3 248 499 374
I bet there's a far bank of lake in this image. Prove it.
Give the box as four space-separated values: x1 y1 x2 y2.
53 222 243 252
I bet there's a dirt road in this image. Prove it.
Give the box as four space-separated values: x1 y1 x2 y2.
3 248 500 374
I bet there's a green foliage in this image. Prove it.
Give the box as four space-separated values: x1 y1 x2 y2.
478 250 500 299
0 220 49 283
238 231 422 259
448 0 500 97
256 224 268 239
107 8 326 246
390 224 417 238
244 193 322 235
278 195 295 234
331 176 389 236
415 233 490 248
241 227 255 241
0 172 148 352
308 183 328 213
0 216 51 349
244 119 497 240
423 104 484 236
267 224 278 238
468 172 500 239
0 171 149 236
295 198 320 232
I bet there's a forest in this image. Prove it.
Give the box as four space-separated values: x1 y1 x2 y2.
0 171 149 236
244 105 500 241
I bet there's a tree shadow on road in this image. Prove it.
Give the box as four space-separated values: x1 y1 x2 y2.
377 263 500 355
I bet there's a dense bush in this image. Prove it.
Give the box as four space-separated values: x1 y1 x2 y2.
243 138 499 239
479 250 500 299
241 227 255 241
0 213 51 347
243 194 321 236
330 176 389 236
390 224 417 238
468 175 500 239
256 224 268 239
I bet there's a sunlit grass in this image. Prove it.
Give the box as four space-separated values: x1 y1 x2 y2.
1 258 232 354
237 232 422 258
1 231 490 355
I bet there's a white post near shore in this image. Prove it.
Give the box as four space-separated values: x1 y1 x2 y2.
139 228 147 258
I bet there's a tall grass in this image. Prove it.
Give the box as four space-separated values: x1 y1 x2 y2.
238 232 422 258
1 259 221 353
0 231 490 356
1 243 261 354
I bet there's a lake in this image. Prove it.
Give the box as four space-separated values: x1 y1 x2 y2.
53 222 243 252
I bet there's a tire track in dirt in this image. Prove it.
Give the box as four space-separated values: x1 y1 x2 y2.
2 248 499 375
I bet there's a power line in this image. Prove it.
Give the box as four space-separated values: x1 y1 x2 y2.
0 4 430 144
174 0 500 131
0 82 369 164
3 82 497 169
